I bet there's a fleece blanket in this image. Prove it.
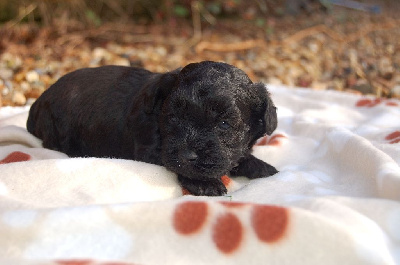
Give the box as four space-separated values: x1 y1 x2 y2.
0 85 399 265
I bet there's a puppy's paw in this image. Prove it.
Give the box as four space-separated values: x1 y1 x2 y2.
242 162 278 179
230 154 278 179
259 162 279 177
178 175 227 196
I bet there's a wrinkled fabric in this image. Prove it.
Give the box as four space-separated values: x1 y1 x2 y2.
0 85 399 265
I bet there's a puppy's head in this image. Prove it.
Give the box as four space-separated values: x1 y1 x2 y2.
159 61 277 180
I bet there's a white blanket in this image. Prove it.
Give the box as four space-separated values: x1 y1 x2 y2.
0 85 399 265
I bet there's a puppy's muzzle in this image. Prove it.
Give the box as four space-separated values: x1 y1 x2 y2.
171 147 224 179
179 149 198 163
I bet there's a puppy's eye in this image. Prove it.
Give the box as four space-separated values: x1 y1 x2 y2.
218 121 231 130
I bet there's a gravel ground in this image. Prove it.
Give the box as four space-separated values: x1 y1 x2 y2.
0 3 399 106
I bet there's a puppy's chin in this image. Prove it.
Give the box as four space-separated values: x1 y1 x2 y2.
163 157 229 180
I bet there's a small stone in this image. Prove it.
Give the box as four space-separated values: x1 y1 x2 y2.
346 74 358 88
26 70 40 83
348 49 358 67
12 91 26 106
113 58 131 66
93 47 112 61
4 80 13 91
1 86 10 96
20 81 30 92
296 75 313 88
352 80 374 95
308 41 320 53
46 61 62 73
31 80 45 90
1 53 22 70
332 79 345 91
40 74 53 86
378 57 393 77
0 68 13 80
386 44 394 54
26 98 36 106
25 88 42 99
14 71 25 82
391 85 400 97
89 58 102 67
154 46 167 57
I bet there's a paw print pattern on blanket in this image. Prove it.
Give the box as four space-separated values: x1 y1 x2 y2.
255 133 287 146
355 98 399 107
385 131 400 144
0 151 31 164
173 201 289 254
2 86 400 264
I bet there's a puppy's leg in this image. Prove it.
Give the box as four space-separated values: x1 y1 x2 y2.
178 175 227 196
230 154 278 179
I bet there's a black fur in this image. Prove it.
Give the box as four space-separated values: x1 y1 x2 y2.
27 61 278 196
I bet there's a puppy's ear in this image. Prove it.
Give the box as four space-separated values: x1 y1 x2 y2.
249 83 278 144
142 68 180 114
179 61 213 79
179 62 201 78
263 88 278 136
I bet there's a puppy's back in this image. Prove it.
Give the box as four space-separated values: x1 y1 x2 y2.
27 65 152 156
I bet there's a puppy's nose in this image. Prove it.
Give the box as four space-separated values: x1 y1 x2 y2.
180 150 198 163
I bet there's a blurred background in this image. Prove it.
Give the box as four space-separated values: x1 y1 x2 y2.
0 0 399 106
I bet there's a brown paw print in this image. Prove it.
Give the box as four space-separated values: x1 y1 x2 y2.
255 134 287 147
356 98 399 107
385 131 400 144
173 201 289 254
0 151 31 164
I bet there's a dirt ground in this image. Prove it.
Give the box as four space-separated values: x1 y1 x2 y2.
0 1 399 106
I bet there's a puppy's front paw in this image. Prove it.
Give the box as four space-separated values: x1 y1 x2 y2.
262 163 279 176
243 162 278 179
178 175 227 196
230 154 278 179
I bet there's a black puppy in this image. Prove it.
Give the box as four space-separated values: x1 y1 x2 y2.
27 61 278 196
